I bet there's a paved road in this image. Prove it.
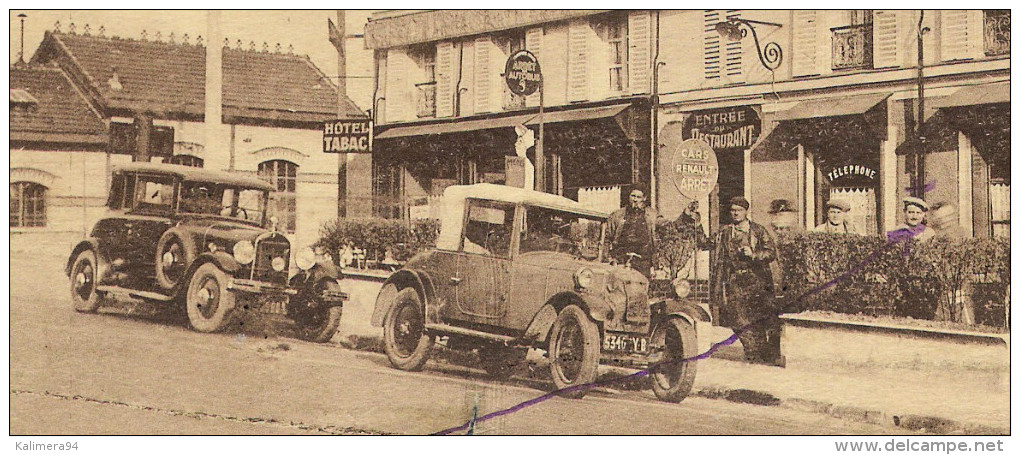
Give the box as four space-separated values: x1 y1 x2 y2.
10 252 909 435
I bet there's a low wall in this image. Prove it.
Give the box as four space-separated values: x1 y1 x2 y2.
780 314 1010 394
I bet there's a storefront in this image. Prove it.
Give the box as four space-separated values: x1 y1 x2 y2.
372 99 651 219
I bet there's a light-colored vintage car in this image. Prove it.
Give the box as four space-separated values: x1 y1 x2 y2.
371 183 707 401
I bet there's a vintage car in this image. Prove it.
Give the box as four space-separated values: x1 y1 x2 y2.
371 183 707 402
66 163 347 342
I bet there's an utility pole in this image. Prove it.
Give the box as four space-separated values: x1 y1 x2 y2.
18 13 27 64
330 11 348 217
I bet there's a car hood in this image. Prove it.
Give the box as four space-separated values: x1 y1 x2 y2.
516 251 645 281
177 215 271 247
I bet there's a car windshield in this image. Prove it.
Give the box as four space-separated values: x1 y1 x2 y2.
520 206 605 259
179 181 266 224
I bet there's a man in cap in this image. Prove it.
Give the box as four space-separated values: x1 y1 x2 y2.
709 196 783 365
606 185 665 278
813 198 861 234
892 196 935 242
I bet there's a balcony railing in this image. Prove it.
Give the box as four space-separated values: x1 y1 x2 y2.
416 82 436 118
984 10 1010 57
831 24 874 71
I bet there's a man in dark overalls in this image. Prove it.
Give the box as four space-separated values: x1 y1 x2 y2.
605 186 664 278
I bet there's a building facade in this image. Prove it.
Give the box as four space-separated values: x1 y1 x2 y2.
363 10 1009 239
11 27 364 252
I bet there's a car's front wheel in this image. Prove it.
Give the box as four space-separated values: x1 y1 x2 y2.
291 279 343 343
185 263 237 333
548 305 600 398
649 318 698 403
383 288 433 371
70 250 105 313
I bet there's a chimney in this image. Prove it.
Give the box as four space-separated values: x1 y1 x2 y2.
205 11 225 167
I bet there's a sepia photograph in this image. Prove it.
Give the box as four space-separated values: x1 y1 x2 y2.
6 5 1012 447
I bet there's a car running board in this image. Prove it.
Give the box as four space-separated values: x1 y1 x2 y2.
96 285 173 302
424 323 516 343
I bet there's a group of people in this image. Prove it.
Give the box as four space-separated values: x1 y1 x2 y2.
605 186 943 366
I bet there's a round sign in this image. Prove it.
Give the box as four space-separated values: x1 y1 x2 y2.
668 139 719 200
504 50 542 97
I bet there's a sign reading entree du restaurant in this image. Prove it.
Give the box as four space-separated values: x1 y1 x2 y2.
682 106 760 153
323 119 373 153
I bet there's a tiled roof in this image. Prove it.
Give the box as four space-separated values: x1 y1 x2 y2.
9 64 107 144
33 31 364 123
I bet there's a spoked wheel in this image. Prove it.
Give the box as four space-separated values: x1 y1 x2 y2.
291 279 343 343
383 288 433 371
649 318 698 403
548 305 600 398
185 263 236 333
70 250 105 313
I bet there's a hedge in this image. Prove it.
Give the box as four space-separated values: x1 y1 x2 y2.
316 218 440 266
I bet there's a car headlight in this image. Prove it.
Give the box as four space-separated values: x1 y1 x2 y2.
295 247 316 270
574 267 594 290
271 256 287 272
672 278 692 299
233 240 255 265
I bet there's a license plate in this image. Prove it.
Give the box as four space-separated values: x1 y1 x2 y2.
603 333 649 354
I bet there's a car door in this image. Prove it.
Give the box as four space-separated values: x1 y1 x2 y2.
449 199 516 326
122 174 176 284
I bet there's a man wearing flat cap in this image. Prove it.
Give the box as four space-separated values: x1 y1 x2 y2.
606 185 665 278
709 196 783 365
892 196 936 242
813 198 861 234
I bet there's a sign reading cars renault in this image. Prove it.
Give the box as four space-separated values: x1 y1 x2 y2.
504 50 542 96
323 119 372 153
668 139 719 200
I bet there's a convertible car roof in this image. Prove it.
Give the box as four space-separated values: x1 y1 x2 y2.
113 162 275 192
443 183 608 218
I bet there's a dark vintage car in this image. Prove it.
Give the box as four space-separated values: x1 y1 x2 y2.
66 163 347 342
371 184 708 402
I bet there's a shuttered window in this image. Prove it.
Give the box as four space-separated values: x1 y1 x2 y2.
435 42 455 117
384 48 412 122
525 27 543 107
627 11 651 94
722 10 742 79
704 10 742 82
872 10 900 68
567 19 590 102
703 10 722 80
473 37 494 113
607 18 627 93
792 10 819 77
941 10 973 61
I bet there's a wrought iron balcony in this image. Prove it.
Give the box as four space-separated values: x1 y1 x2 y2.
831 24 874 71
984 10 1010 57
416 82 436 118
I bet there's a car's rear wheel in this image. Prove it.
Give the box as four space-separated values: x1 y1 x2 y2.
185 263 236 333
650 318 698 403
478 345 527 379
70 250 105 313
291 279 343 343
383 288 433 371
548 305 600 398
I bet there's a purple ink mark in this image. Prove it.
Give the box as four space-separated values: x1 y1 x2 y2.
433 223 924 435
905 181 936 195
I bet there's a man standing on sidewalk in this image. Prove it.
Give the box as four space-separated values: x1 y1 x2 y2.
710 196 783 366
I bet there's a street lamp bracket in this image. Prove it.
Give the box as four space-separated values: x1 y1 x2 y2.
715 18 783 72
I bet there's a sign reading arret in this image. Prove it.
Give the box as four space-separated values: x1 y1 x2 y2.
504 50 542 96
323 119 373 153
668 139 719 200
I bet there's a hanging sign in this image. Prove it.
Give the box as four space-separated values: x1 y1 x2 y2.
667 139 719 200
682 106 760 153
323 119 373 153
504 50 542 97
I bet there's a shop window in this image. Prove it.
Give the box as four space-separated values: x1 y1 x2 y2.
258 160 297 233
10 182 47 227
168 154 204 168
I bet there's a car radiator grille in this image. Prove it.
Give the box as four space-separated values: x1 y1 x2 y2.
252 236 290 285
624 280 650 322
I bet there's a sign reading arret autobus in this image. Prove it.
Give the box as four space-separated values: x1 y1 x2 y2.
323 119 373 153
504 50 542 97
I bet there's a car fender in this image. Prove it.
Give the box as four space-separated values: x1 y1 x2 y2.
523 291 613 345
66 239 111 282
371 269 434 327
174 251 240 298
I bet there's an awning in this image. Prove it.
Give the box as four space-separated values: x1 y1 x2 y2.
930 82 1010 109
375 112 535 139
524 103 630 126
773 93 891 121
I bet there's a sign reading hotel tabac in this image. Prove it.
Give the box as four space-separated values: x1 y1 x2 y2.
504 50 542 96
668 139 719 200
323 119 373 153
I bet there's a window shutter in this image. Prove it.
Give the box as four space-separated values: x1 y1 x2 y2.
385 48 411 122
525 27 543 107
473 37 493 113
567 19 590 102
792 10 819 77
940 10 971 61
435 42 455 117
628 11 651 94
722 10 742 81
873 10 901 68
703 10 722 80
